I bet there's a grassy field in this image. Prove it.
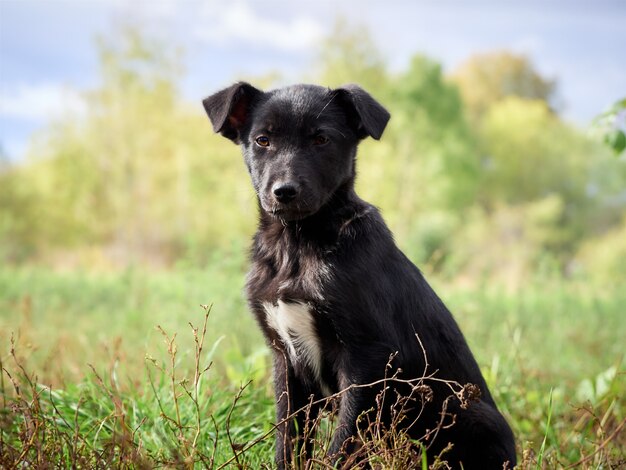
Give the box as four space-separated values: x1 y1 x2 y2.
1 258 624 468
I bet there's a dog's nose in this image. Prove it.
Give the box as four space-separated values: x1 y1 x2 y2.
272 183 298 203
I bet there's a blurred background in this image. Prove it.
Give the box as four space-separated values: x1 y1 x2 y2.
1 1 626 465
1 0 625 280
2 0 626 380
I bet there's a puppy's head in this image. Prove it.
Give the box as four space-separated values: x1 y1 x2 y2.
203 83 390 221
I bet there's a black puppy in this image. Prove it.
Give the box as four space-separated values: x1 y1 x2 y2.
203 83 516 469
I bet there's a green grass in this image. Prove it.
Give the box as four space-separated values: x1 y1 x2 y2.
0 250 266 386
1 262 625 468
1 312 276 468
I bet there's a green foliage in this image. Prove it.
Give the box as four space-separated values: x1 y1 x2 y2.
0 24 625 282
576 216 626 282
451 51 556 120
388 55 481 212
0 29 255 267
316 18 388 92
591 98 626 156
0 165 41 261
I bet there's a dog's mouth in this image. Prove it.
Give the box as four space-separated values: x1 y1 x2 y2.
263 199 318 222
268 206 314 222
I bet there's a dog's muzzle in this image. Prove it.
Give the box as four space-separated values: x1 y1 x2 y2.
272 182 299 204
263 181 316 221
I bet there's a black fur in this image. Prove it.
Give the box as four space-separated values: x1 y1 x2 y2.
203 82 516 469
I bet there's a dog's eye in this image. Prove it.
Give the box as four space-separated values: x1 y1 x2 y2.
255 136 270 147
312 135 328 146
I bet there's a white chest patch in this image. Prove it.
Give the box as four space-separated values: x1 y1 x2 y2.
263 300 331 396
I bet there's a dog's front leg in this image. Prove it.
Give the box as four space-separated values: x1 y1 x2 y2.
273 350 318 469
326 381 378 465
327 348 398 466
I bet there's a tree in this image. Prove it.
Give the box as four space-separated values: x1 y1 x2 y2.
591 98 626 156
478 97 588 203
0 28 255 266
315 19 388 92
451 51 556 121
387 55 481 212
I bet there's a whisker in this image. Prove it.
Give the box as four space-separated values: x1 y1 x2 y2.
316 93 337 119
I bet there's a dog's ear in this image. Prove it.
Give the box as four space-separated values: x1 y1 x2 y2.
202 82 262 143
335 84 390 140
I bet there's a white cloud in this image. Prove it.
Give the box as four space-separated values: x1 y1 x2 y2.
195 2 324 52
0 83 86 122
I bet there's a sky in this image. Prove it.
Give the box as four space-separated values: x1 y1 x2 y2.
1 0 625 160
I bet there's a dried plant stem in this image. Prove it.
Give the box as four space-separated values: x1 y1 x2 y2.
564 416 626 469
